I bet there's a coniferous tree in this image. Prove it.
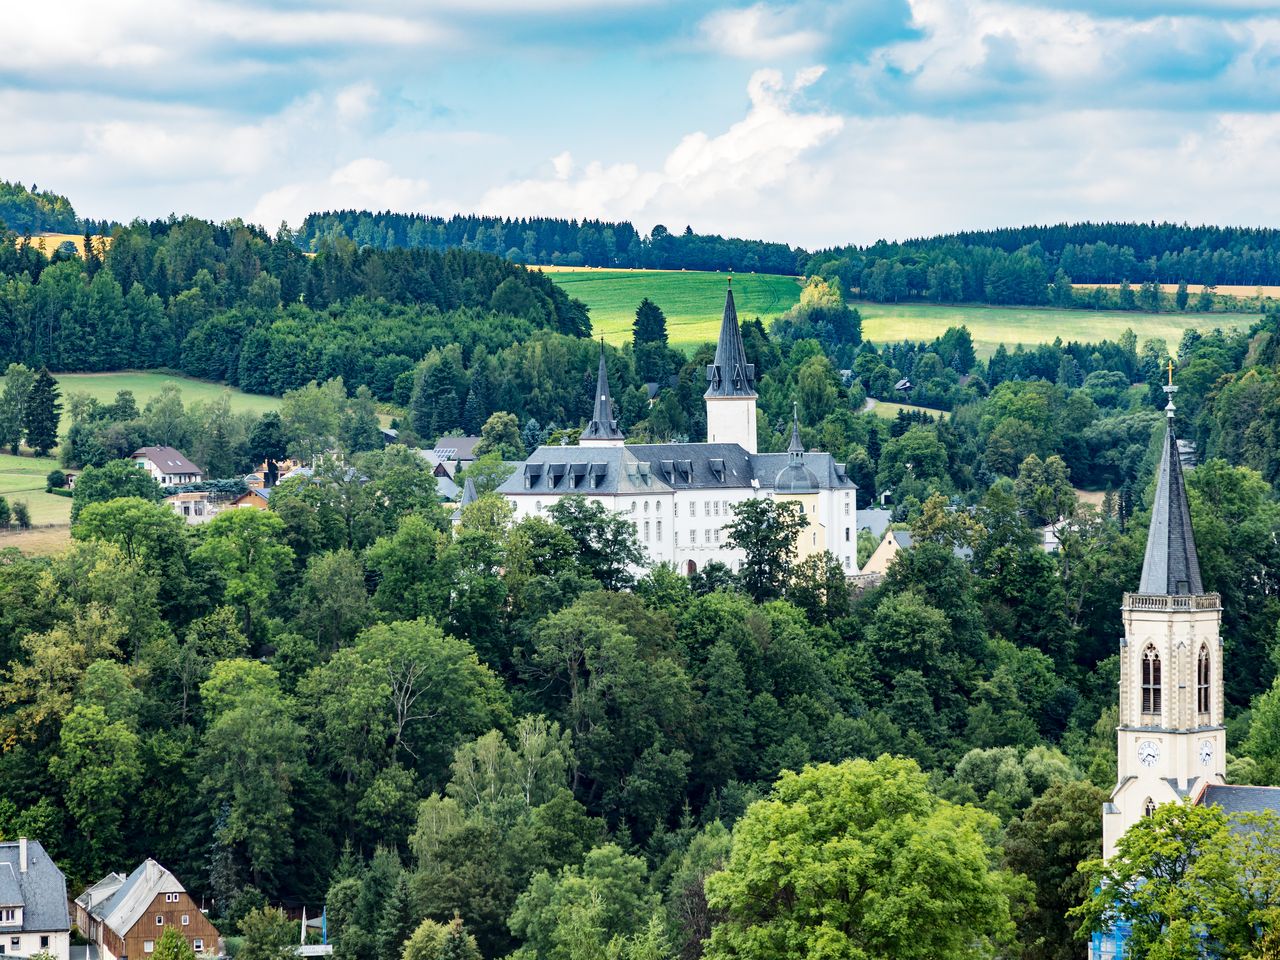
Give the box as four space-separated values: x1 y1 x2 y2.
21 367 60 455
376 875 416 960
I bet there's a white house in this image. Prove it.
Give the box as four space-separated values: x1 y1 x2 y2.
132 447 204 486
497 287 859 576
0 838 71 960
164 491 223 525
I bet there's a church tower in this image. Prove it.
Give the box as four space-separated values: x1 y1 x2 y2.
580 341 625 447
1103 377 1225 859
704 282 758 453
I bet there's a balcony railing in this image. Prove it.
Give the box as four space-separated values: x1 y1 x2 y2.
1123 593 1221 611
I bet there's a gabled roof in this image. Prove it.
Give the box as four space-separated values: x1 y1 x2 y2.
1198 784 1280 817
1139 406 1204 595
460 476 479 506
432 436 483 461
80 859 185 938
0 840 70 933
705 285 756 399
132 446 202 475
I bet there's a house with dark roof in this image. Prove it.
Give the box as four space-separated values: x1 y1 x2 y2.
496 288 859 577
74 860 220 960
132 447 203 486
0 839 70 960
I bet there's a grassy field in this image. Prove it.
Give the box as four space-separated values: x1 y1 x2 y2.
0 371 283 435
865 399 948 420
540 268 1255 354
28 233 112 258
0 451 71 526
541 269 802 347
0 526 72 556
856 301 1253 356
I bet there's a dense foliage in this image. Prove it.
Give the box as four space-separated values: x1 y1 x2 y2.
0 180 89 235
296 213 804 274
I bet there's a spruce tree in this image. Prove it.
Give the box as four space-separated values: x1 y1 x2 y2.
376 875 416 960
21 367 61 456
438 917 480 960
633 297 668 348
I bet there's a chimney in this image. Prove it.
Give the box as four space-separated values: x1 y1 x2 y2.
19 838 27 873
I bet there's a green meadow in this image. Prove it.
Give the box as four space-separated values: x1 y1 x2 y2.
543 268 1255 355
0 451 71 526
0 370 282 435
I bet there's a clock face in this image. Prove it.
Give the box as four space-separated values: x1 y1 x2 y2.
1200 740 1215 766
1138 740 1161 767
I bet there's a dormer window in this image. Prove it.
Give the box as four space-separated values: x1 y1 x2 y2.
0 908 20 926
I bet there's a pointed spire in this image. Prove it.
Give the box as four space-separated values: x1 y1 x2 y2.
788 402 804 456
705 281 756 399
1139 374 1204 595
460 476 478 506
580 340 625 443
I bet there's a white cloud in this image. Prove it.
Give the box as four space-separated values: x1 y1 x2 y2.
477 67 843 229
699 3 824 59
251 159 437 227
552 152 575 180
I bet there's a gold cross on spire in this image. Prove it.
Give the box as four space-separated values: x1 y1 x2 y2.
1167 357 1175 387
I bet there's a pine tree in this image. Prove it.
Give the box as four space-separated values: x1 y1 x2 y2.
438 916 480 960
461 388 483 435
21 367 61 455
521 417 543 452
206 422 234 480
633 297 668 347
376 875 416 960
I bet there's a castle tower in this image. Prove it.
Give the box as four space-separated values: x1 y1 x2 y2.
1103 377 1224 859
704 282 758 453
580 341 625 447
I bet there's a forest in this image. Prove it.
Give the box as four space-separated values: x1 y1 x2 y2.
3 203 1280 958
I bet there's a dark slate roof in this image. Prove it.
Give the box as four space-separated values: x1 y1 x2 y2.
133 446 201 475
581 343 625 442
0 840 70 933
460 477 478 506
1199 784 1280 815
859 508 893 538
705 286 756 399
497 442 857 496
1139 415 1204 595
435 475 460 501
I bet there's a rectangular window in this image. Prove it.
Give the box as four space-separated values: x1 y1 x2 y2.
845 527 850 542
7 940 16 951
157 916 165 925
704 500 711 516
40 937 49 949
844 502 849 515
690 502 696 518
644 520 650 541
182 915 190 926
194 940 204 952
714 528 721 543
690 529 697 544
673 530 678 546
656 521 663 542
713 501 719 516
673 502 679 518
145 941 155 953
705 528 712 545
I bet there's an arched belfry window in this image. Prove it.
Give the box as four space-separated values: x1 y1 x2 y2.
1142 646 1162 715
1197 646 1211 715
1144 797 1157 818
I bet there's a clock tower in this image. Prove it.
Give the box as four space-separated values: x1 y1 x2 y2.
1102 378 1225 858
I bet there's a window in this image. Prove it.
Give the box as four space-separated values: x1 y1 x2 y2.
656 521 663 542
145 941 155 954
1144 797 1157 818
157 915 165 926
0 911 12 924
166 893 180 903
844 501 850 515
644 521 650 542
714 528 720 544
690 529 697 545
1198 646 1211 714
705 528 712 546
713 501 720 516
845 527 850 542
844 556 850 568
535 500 542 512
812 532 817 545
673 502 679 518
1142 646 1162 715
182 915 190 926
690 502 696 518
194 940 204 952
644 500 649 513
7 940 16 951
40 937 49 949
673 530 679 546
656 501 662 513
704 500 711 516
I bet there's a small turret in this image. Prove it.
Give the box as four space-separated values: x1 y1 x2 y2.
580 340 625 447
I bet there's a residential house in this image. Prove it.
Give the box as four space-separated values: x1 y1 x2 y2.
244 458 304 490
430 436 484 479
231 487 271 510
861 527 973 577
164 491 222 525
132 447 203 486
75 860 220 960
0 838 70 960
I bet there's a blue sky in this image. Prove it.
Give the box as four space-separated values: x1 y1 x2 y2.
4 0 1280 247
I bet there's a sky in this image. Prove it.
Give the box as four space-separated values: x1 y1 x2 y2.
4 0 1280 248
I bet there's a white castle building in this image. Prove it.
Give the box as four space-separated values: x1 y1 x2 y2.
496 287 859 576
